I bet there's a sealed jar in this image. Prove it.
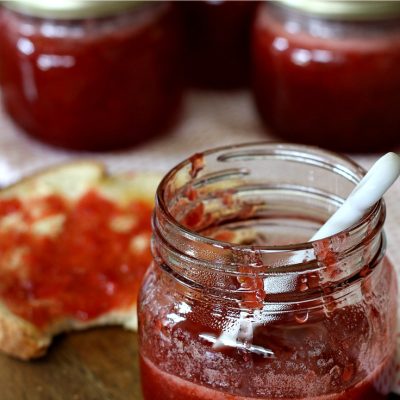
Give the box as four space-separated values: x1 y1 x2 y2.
0 1 183 151
180 1 258 89
252 1 400 152
139 143 397 399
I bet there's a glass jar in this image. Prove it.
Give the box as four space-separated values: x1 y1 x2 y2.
180 1 258 89
252 1 400 152
139 143 397 399
0 1 183 151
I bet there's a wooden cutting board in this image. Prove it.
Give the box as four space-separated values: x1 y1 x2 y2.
0 327 143 400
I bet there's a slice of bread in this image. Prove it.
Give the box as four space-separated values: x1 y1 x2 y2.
0 161 160 359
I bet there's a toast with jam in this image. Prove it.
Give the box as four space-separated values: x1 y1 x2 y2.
0 162 160 359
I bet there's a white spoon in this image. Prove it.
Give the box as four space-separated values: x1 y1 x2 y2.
311 152 400 241
212 152 400 350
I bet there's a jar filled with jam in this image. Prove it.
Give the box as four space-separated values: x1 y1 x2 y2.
180 1 258 89
0 1 183 151
139 143 397 399
252 1 400 152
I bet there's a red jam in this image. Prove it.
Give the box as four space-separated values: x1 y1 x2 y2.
140 353 394 400
252 3 400 152
180 1 258 89
139 144 398 399
0 3 183 150
0 191 153 328
139 257 397 400
140 203 397 399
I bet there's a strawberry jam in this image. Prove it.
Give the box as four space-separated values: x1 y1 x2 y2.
0 2 183 150
252 2 400 152
0 191 153 328
140 352 395 400
139 258 397 400
139 144 397 399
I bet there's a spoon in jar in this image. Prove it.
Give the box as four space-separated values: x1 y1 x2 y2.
211 152 400 350
310 151 400 241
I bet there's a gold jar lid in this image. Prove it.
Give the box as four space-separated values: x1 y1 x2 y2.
2 0 146 19
277 0 400 20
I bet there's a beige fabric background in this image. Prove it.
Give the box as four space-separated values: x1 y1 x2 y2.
0 90 399 392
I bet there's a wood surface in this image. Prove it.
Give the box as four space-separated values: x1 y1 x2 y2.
0 327 143 400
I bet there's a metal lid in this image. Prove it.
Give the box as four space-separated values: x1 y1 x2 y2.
2 0 146 20
277 0 400 20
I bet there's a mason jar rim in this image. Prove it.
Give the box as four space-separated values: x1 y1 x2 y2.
156 142 383 255
153 142 386 303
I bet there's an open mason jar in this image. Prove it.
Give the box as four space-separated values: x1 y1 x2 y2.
139 143 397 399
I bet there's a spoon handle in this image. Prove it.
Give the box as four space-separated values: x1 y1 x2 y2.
311 152 400 241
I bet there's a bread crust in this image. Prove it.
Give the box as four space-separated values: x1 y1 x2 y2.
0 304 50 360
0 161 160 360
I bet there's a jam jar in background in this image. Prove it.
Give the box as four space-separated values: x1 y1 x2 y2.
139 143 397 400
0 1 183 151
180 1 258 89
252 1 400 152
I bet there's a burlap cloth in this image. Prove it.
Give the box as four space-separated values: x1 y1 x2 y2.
0 90 399 393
